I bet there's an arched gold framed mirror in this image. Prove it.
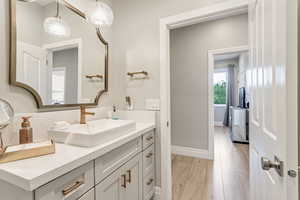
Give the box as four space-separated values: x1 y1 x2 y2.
9 0 108 110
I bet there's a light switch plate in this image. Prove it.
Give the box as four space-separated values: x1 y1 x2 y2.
145 99 160 111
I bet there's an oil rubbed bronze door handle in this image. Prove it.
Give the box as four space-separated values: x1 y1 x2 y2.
62 180 84 196
126 170 132 183
121 174 127 188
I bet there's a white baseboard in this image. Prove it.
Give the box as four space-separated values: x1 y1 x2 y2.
172 145 211 159
214 121 224 126
154 186 161 200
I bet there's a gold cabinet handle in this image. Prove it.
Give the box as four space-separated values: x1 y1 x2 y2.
126 170 132 183
146 152 153 158
146 178 154 186
121 174 127 188
146 136 153 141
62 180 84 196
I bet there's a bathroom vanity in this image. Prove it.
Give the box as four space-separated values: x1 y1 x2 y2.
4 0 157 199
0 123 156 200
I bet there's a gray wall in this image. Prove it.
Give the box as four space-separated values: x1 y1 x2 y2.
53 48 78 104
170 14 248 150
214 106 226 123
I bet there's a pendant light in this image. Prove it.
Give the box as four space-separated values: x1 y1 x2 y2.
43 0 71 37
87 0 114 27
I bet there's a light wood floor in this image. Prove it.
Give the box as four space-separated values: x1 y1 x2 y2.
172 126 249 200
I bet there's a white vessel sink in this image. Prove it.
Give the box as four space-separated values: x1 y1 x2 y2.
48 119 136 147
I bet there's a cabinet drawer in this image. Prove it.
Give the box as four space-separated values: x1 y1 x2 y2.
35 161 94 200
78 189 94 200
143 171 155 200
143 145 155 176
142 131 155 150
95 138 142 184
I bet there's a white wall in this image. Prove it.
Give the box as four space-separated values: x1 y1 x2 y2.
170 14 248 150
16 2 44 47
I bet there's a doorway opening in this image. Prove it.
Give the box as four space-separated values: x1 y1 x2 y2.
212 48 250 200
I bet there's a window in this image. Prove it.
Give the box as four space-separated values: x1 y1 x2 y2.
51 67 66 104
213 72 227 105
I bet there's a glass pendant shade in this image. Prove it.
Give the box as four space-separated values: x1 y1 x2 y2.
88 1 114 27
43 0 71 37
44 17 71 37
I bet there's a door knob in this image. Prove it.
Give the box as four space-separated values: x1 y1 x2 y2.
261 156 284 177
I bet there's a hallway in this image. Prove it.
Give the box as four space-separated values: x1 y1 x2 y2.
172 126 249 200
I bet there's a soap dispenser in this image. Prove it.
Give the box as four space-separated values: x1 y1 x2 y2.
19 116 33 144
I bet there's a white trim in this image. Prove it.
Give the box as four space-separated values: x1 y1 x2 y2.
161 1 248 29
172 146 211 160
43 38 83 103
214 122 224 127
154 186 161 200
159 1 249 200
42 39 82 51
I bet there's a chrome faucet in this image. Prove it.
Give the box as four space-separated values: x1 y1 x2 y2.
80 105 95 124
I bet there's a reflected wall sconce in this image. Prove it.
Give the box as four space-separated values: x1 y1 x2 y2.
127 71 149 79
86 74 104 79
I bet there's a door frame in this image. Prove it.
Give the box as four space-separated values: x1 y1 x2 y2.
43 38 83 103
159 1 249 199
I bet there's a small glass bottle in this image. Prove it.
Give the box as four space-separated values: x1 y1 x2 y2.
19 116 33 144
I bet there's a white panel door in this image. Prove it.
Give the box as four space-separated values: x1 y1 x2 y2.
248 0 296 199
16 41 48 102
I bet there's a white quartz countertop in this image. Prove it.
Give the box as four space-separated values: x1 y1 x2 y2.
0 123 155 191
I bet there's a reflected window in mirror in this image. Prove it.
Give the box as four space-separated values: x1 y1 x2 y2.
51 67 66 105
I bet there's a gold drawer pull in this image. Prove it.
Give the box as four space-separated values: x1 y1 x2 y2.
126 170 132 183
121 174 127 188
146 152 153 158
146 178 154 186
62 180 84 196
146 136 153 141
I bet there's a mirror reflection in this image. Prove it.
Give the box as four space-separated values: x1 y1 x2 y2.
16 0 107 105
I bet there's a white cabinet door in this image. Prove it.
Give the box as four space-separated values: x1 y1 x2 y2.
95 166 124 200
96 154 143 200
122 154 143 200
78 189 94 200
248 0 297 199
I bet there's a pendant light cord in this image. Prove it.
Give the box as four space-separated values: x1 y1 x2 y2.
55 0 60 18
